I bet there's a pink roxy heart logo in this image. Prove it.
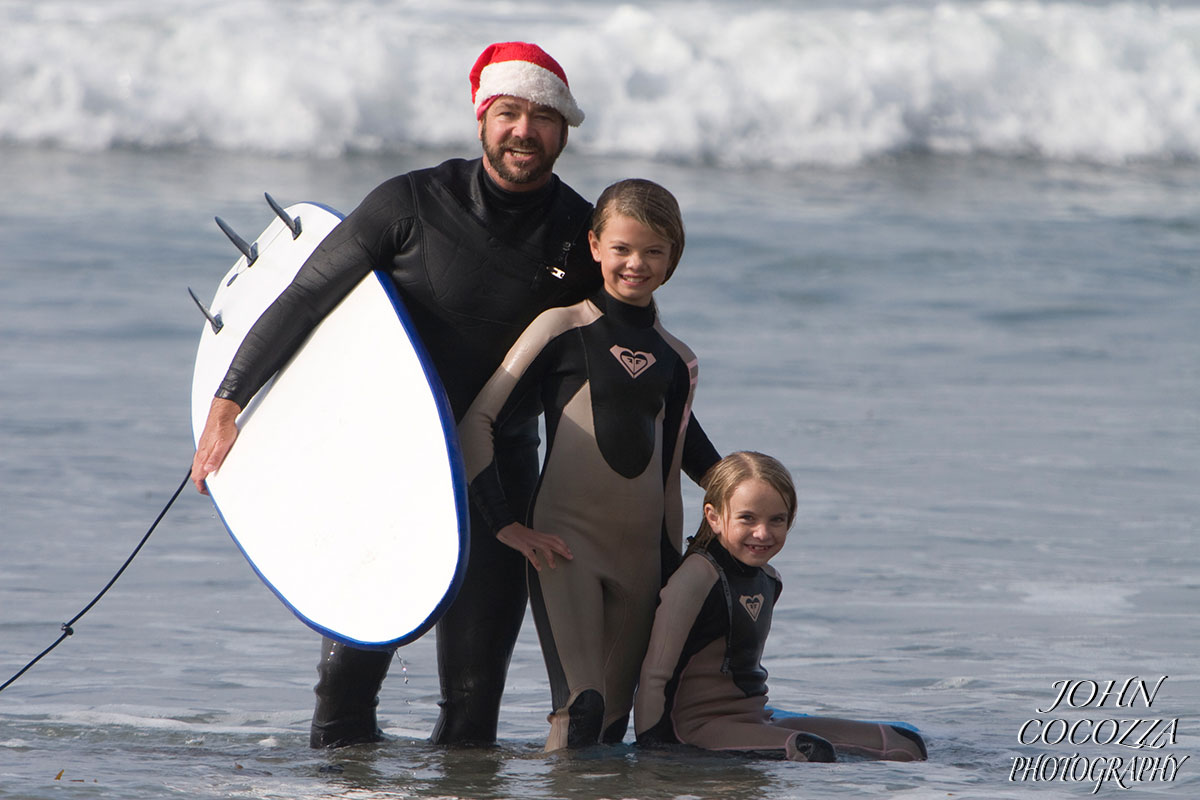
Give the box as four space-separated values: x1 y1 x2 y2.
610 345 656 378
739 594 764 622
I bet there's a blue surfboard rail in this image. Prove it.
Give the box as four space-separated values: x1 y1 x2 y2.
368 269 471 649
767 707 920 733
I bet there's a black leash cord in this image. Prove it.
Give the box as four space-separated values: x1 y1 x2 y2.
0 467 193 694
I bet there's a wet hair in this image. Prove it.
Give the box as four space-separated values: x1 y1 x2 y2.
591 178 685 281
685 451 798 557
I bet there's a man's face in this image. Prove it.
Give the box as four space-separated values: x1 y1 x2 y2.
478 96 568 192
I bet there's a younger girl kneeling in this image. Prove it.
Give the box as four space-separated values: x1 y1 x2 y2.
634 451 928 762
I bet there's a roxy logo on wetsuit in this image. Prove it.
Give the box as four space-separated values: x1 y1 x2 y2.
610 345 657 378
739 593 765 622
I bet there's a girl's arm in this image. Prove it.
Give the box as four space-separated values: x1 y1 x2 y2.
459 307 587 568
654 325 720 486
681 412 721 485
634 554 718 743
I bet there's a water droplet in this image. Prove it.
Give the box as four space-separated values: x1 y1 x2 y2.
394 653 409 684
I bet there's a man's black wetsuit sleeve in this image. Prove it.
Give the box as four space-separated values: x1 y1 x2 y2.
216 177 414 408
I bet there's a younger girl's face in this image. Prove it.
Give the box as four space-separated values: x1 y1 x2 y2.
588 214 672 307
705 478 792 567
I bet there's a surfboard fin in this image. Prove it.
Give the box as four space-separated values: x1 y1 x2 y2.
187 287 224 334
215 216 259 267
265 192 302 239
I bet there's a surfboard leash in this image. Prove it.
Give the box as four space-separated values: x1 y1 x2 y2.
0 468 193 695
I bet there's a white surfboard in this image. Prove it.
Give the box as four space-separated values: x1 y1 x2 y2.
190 197 468 649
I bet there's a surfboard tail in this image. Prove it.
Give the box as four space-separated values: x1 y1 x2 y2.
215 216 258 267
265 192 302 239
187 287 223 334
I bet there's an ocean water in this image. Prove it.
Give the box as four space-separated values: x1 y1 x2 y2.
2 1 1199 799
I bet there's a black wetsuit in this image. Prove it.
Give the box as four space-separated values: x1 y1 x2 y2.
460 290 720 748
216 158 600 747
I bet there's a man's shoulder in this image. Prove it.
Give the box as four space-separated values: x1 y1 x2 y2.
552 176 592 214
403 158 480 192
361 158 478 195
354 159 479 222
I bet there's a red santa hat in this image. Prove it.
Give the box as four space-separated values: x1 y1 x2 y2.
469 42 585 127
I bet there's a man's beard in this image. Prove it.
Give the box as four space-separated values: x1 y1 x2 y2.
482 135 561 187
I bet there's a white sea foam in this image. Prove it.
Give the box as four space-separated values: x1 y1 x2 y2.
2 0 1198 165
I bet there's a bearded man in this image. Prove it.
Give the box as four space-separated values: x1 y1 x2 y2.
192 42 602 747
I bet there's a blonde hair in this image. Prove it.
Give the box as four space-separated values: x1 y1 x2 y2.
591 178 685 281
686 451 798 557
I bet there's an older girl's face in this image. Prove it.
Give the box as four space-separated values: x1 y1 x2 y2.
705 478 791 567
589 214 672 307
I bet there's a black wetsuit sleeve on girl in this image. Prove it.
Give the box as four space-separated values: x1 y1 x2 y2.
681 413 720 484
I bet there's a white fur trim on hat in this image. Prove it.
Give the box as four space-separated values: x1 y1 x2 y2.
471 46 585 126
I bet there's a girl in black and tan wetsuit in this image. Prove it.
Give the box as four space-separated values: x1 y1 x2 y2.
635 451 928 762
460 179 720 751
